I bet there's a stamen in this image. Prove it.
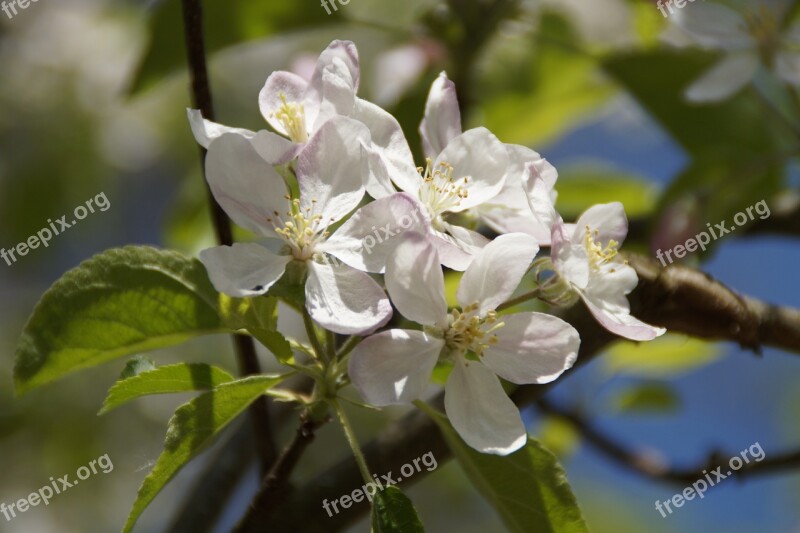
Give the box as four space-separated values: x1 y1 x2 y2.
584 226 619 270
445 302 505 357
272 93 309 143
417 158 470 218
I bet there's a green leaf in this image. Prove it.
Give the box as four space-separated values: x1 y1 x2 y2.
99 363 235 415
537 416 581 459
371 485 425 533
556 166 659 219
248 328 293 364
14 246 228 395
118 356 157 380
605 334 722 378
123 374 286 533
611 382 680 415
423 409 588 533
130 1 338 93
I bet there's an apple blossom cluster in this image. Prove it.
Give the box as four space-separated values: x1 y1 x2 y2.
187 40 665 455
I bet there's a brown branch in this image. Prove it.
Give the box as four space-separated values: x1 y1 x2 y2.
179 0 276 471
253 254 800 531
536 397 800 485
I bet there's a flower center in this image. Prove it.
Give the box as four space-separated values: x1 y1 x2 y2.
267 198 328 261
445 302 504 357
744 4 780 63
583 226 619 271
272 93 309 143
417 158 469 221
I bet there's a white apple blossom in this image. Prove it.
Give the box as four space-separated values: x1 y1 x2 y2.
419 72 561 248
672 1 800 102
547 201 666 341
187 40 415 198
198 117 422 335
349 232 580 455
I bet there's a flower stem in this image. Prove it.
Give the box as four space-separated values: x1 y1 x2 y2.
336 335 363 360
302 308 326 361
496 288 541 312
330 398 373 485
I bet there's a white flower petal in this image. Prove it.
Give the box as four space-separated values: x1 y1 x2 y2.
349 329 444 406
523 161 559 243
313 58 358 131
386 232 448 327
420 72 462 158
445 357 527 455
205 133 290 237
308 40 360 106
436 128 509 212
352 98 419 196
187 109 256 149
321 193 429 273
673 3 754 50
305 261 392 335
258 71 312 138
297 117 369 226
457 233 539 313
361 141 401 199
551 220 589 290
430 228 480 271
685 53 759 103
199 243 290 297
249 130 302 165
482 313 579 385
572 202 628 246
580 263 665 341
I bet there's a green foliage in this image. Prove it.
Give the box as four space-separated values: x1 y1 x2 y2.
14 246 229 395
426 410 589 533
556 166 658 219
99 363 234 415
480 12 613 146
371 485 425 533
537 416 581 459
611 381 680 414
123 374 287 533
605 334 722 378
130 0 338 93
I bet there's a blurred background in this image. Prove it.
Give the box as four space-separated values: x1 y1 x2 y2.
1 0 799 531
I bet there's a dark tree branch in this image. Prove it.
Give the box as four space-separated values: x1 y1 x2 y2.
255 254 800 531
234 411 329 533
536 397 800 484
179 0 276 471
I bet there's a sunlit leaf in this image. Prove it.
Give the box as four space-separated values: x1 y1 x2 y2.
14 246 228 394
605 334 722 378
556 166 659 219
371 485 425 533
610 381 680 414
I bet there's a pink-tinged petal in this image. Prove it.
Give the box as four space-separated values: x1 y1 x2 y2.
250 130 302 165
580 263 665 341
685 53 759 103
523 162 559 242
420 72 462 159
445 357 527 455
436 128 509 212
430 228 480 271
258 71 313 138
673 3 754 50
352 98 420 196
573 202 629 246
296 117 369 226
507 144 558 189
386 232 448 327
305 261 392 335
482 313 579 385
349 329 444 406
361 141 401 199
313 58 358 131
308 40 360 106
551 220 589 289
321 193 429 273
187 109 256 149
205 133 290 237
457 233 539 313
199 243 290 297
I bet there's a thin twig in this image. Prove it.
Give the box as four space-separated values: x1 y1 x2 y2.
179 0 276 471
